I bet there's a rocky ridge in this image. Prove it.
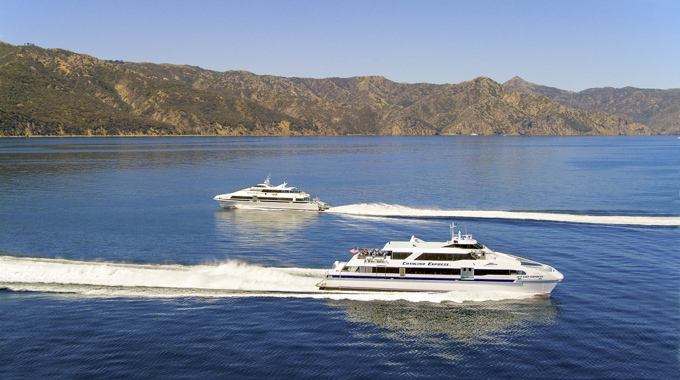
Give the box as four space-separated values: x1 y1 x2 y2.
0 42 653 137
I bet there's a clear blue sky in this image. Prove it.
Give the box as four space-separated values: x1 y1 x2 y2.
1 0 678 91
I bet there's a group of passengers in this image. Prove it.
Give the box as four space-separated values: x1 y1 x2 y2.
357 248 385 259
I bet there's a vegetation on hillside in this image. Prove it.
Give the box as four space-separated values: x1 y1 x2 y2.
0 42 653 137
503 76 679 134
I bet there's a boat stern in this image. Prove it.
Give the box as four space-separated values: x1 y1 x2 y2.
315 278 328 289
315 199 330 211
316 261 347 290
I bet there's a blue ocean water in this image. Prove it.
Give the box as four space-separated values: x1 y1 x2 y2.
0 136 679 379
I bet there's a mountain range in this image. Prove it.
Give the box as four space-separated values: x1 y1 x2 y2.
1 41 674 137
503 77 680 135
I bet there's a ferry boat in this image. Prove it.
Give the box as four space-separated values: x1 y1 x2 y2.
316 223 563 294
214 177 329 211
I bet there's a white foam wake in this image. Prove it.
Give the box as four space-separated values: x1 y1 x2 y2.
327 203 680 226
0 256 533 303
0 256 321 292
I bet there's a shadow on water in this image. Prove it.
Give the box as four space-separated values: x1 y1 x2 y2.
214 208 320 239
326 296 561 348
212 208 326 265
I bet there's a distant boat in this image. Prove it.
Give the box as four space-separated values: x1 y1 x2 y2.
214 176 329 211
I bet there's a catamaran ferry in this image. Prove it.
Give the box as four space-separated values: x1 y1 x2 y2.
214 177 329 211
316 224 563 294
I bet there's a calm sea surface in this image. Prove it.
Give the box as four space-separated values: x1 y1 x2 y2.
0 136 678 379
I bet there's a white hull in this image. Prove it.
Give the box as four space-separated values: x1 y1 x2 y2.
217 199 323 211
214 177 329 211
319 275 559 294
317 224 563 295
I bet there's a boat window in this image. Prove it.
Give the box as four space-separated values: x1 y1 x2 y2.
475 269 526 276
443 243 485 249
414 253 477 261
404 268 461 276
341 266 359 272
344 266 402 274
342 267 525 276
265 189 301 194
253 196 295 201
391 252 410 260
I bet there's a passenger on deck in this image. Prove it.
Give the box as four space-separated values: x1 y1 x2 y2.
360 248 368 259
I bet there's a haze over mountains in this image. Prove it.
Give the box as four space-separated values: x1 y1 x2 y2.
1 41 675 137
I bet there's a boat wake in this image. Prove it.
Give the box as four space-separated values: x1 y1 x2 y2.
327 203 680 226
0 256 534 303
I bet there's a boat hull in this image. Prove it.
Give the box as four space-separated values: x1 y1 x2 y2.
319 275 560 294
216 199 323 211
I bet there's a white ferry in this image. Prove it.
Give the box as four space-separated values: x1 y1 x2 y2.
214 177 329 211
316 224 563 294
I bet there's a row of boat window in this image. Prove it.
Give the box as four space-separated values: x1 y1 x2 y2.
388 252 481 261
255 189 301 194
231 195 311 202
444 243 485 249
341 267 526 276
414 253 481 261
